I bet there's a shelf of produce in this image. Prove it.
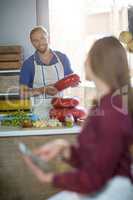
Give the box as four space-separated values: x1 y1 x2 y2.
0 125 81 137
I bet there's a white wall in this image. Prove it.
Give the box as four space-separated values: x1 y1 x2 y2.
0 0 50 59
86 13 111 35
36 0 50 32
0 0 37 59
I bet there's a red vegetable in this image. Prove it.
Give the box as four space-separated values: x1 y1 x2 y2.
51 97 79 108
54 73 80 91
49 107 87 122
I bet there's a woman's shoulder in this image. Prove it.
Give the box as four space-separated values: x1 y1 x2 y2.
99 93 133 132
100 92 128 115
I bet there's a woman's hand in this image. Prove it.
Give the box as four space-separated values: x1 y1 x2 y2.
33 139 70 161
23 156 54 184
22 139 70 183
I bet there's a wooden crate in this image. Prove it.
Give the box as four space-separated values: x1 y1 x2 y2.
0 45 23 69
0 54 22 61
0 75 19 93
0 61 22 69
0 46 22 54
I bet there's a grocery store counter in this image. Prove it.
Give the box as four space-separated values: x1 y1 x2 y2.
0 122 80 199
0 125 81 137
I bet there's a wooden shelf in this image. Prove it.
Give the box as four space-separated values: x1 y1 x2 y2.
0 69 20 76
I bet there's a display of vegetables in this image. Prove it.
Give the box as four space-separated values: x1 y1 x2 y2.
1 111 31 127
51 97 79 108
54 73 80 91
1 112 63 128
1 73 86 128
33 120 48 128
33 119 62 128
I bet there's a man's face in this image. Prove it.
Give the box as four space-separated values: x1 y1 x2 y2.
31 30 49 53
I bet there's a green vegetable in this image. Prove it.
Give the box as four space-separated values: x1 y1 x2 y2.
1 110 31 127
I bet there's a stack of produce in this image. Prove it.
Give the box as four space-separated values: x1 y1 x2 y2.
50 74 87 122
119 31 133 52
50 97 86 122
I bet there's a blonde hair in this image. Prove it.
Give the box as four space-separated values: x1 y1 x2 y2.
30 26 48 39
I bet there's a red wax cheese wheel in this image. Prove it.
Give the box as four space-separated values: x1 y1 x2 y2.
54 73 80 91
49 107 87 122
51 97 79 108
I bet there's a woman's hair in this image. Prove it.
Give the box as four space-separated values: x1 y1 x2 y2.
87 36 133 116
30 26 48 39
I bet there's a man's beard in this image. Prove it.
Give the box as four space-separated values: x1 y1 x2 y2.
37 45 49 54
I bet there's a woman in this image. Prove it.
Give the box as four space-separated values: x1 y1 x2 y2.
23 36 133 200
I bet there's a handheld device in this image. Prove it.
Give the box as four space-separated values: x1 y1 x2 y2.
19 142 54 172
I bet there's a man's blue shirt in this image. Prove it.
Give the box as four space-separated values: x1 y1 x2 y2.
20 50 73 88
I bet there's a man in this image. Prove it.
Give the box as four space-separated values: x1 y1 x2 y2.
19 26 73 118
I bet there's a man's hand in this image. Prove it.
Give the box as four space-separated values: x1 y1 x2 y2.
71 82 80 88
45 85 58 96
19 85 30 98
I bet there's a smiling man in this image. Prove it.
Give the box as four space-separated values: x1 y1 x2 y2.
19 26 74 118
